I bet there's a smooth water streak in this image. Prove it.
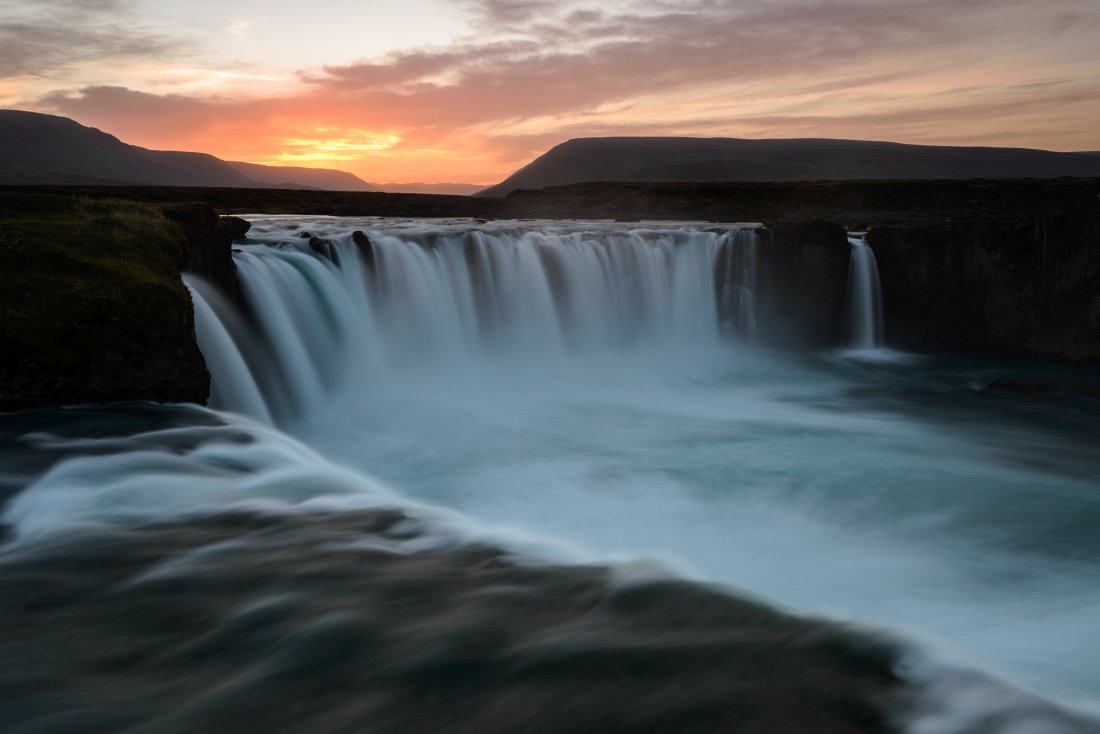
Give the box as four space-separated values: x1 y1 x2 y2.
192 219 761 421
845 234 886 349
179 217 1100 731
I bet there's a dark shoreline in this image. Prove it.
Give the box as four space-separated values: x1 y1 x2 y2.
0 505 904 734
4 176 1098 225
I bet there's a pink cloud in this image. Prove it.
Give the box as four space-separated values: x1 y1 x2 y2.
22 0 1100 181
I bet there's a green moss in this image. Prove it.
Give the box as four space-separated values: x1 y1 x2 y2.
0 194 191 371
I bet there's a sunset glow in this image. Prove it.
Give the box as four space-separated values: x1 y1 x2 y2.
270 130 404 164
2 0 1099 183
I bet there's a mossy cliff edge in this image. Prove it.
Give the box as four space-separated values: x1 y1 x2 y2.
0 195 247 409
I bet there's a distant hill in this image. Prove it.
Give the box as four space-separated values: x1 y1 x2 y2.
0 110 373 190
229 161 375 191
476 137 1100 197
371 182 483 195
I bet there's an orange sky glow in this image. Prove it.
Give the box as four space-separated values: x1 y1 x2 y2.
2 0 1099 184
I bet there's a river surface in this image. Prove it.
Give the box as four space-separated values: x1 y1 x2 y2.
4 217 1100 733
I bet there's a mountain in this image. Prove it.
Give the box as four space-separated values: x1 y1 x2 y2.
371 182 483 195
476 137 1100 196
0 110 249 186
133 149 257 187
0 110 372 190
228 161 376 191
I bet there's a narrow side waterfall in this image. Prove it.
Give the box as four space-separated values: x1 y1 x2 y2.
713 228 759 339
187 220 763 423
844 235 885 349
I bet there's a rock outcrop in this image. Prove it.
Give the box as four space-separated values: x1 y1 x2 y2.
161 203 249 305
754 220 851 350
867 211 1100 361
0 195 212 409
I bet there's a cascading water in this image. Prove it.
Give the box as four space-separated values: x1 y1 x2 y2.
844 234 885 349
844 235 888 349
188 220 763 422
7 216 1100 734
713 228 759 339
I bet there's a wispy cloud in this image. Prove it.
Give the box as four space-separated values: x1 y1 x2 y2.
227 19 252 37
0 0 185 77
20 0 1100 181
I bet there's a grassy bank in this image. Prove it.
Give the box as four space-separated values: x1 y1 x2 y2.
0 194 208 408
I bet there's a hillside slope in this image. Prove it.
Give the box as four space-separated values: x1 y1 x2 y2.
0 110 371 190
477 137 1100 196
228 161 376 191
0 110 253 186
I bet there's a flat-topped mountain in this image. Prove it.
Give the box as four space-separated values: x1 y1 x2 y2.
0 110 375 191
476 137 1100 196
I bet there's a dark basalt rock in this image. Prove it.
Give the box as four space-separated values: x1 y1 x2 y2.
218 215 251 242
754 220 851 350
867 211 1100 361
351 230 376 274
161 203 249 306
307 235 339 264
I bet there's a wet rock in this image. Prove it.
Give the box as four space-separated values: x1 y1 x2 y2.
754 219 850 350
162 203 249 305
351 230 375 274
308 236 339 265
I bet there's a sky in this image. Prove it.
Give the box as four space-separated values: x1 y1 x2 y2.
2 0 1099 184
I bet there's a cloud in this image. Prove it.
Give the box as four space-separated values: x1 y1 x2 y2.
228 20 253 38
305 0 1100 128
0 0 184 77
21 0 1100 181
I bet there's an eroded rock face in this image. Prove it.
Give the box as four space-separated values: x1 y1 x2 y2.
867 212 1100 361
754 220 851 350
162 203 249 305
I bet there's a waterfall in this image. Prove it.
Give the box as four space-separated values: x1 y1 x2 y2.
187 221 762 423
844 235 885 349
713 229 759 339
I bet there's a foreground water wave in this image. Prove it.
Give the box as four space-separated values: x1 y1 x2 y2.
3 217 1100 732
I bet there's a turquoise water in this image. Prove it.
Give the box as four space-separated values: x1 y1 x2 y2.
291 344 1100 707
6 217 1098 731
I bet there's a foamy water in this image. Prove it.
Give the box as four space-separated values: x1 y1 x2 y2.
4 217 1100 732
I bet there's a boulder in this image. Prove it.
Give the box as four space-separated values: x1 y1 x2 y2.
351 231 376 274
308 236 338 264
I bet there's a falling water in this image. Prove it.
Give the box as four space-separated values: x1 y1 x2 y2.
7 217 1100 734
188 220 762 422
713 228 759 339
844 234 885 349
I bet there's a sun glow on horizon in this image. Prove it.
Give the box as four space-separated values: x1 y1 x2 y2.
267 128 404 164
3 0 1098 183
